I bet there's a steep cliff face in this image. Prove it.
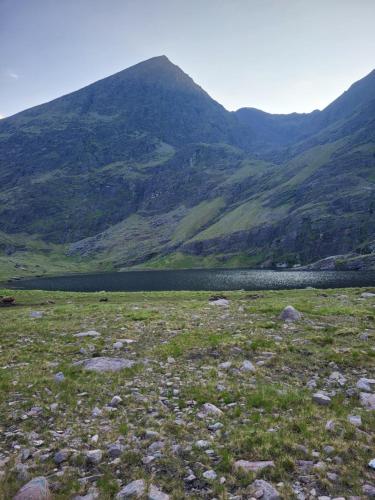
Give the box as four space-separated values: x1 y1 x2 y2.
0 56 374 271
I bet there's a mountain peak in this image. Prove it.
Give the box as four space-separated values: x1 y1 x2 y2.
116 55 202 94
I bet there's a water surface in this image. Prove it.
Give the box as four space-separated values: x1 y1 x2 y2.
6 269 375 292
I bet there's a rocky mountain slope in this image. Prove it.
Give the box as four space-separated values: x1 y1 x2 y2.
0 56 374 276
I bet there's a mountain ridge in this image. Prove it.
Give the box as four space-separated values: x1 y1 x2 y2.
0 56 374 278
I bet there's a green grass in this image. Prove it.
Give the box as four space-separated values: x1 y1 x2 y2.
0 288 374 498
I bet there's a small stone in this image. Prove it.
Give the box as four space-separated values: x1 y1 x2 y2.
250 479 280 500
329 371 346 386
54 372 65 383
74 357 135 372
54 449 70 465
234 460 275 472
325 419 335 431
202 469 217 480
241 360 256 372
167 357 175 364
113 342 123 350
361 292 375 298
360 392 375 410
279 305 302 321
109 395 122 407
148 441 164 453
369 458 375 469
92 407 102 417
13 476 51 500
73 330 101 338
86 450 103 465
363 484 375 496
357 377 375 392
195 440 210 449
348 415 362 426
30 311 43 319
208 422 223 431
323 445 335 455
116 479 145 498
219 361 232 370
202 403 223 416
185 474 196 482
209 298 229 306
15 463 29 482
108 443 124 459
313 393 331 406
148 484 170 500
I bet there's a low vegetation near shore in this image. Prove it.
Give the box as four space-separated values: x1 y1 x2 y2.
0 288 374 499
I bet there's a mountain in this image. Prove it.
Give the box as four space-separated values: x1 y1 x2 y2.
0 56 374 278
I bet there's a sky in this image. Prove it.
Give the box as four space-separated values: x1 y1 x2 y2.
1 0 375 118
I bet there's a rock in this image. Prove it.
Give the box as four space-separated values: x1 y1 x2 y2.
148 441 164 453
241 360 256 372
325 419 335 431
116 479 146 498
92 406 102 417
109 395 122 407
363 483 375 497
209 298 229 306
234 460 275 472
323 445 335 455
54 449 70 465
15 464 29 482
86 449 103 465
195 440 210 449
30 311 43 319
113 341 123 350
148 484 170 500
202 402 223 416
73 330 101 338
13 476 51 500
219 361 232 369
108 443 124 459
54 372 65 383
250 479 281 500
369 458 375 469
357 378 375 392
73 487 100 500
202 469 217 480
361 292 375 298
348 415 362 426
208 422 223 431
360 392 375 410
329 371 346 386
313 393 331 406
74 357 135 372
279 305 302 321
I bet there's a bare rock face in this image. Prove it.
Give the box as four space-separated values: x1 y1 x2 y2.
278 305 302 321
250 479 281 500
73 357 135 372
13 476 51 500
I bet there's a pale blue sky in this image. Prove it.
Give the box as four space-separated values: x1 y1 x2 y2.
1 0 375 118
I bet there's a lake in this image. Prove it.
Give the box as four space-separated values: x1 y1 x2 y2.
5 268 375 292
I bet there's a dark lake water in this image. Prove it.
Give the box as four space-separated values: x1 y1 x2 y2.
5 269 375 292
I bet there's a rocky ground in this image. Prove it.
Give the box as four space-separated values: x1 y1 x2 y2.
0 288 374 499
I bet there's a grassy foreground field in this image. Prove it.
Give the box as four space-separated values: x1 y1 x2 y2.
0 288 374 499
